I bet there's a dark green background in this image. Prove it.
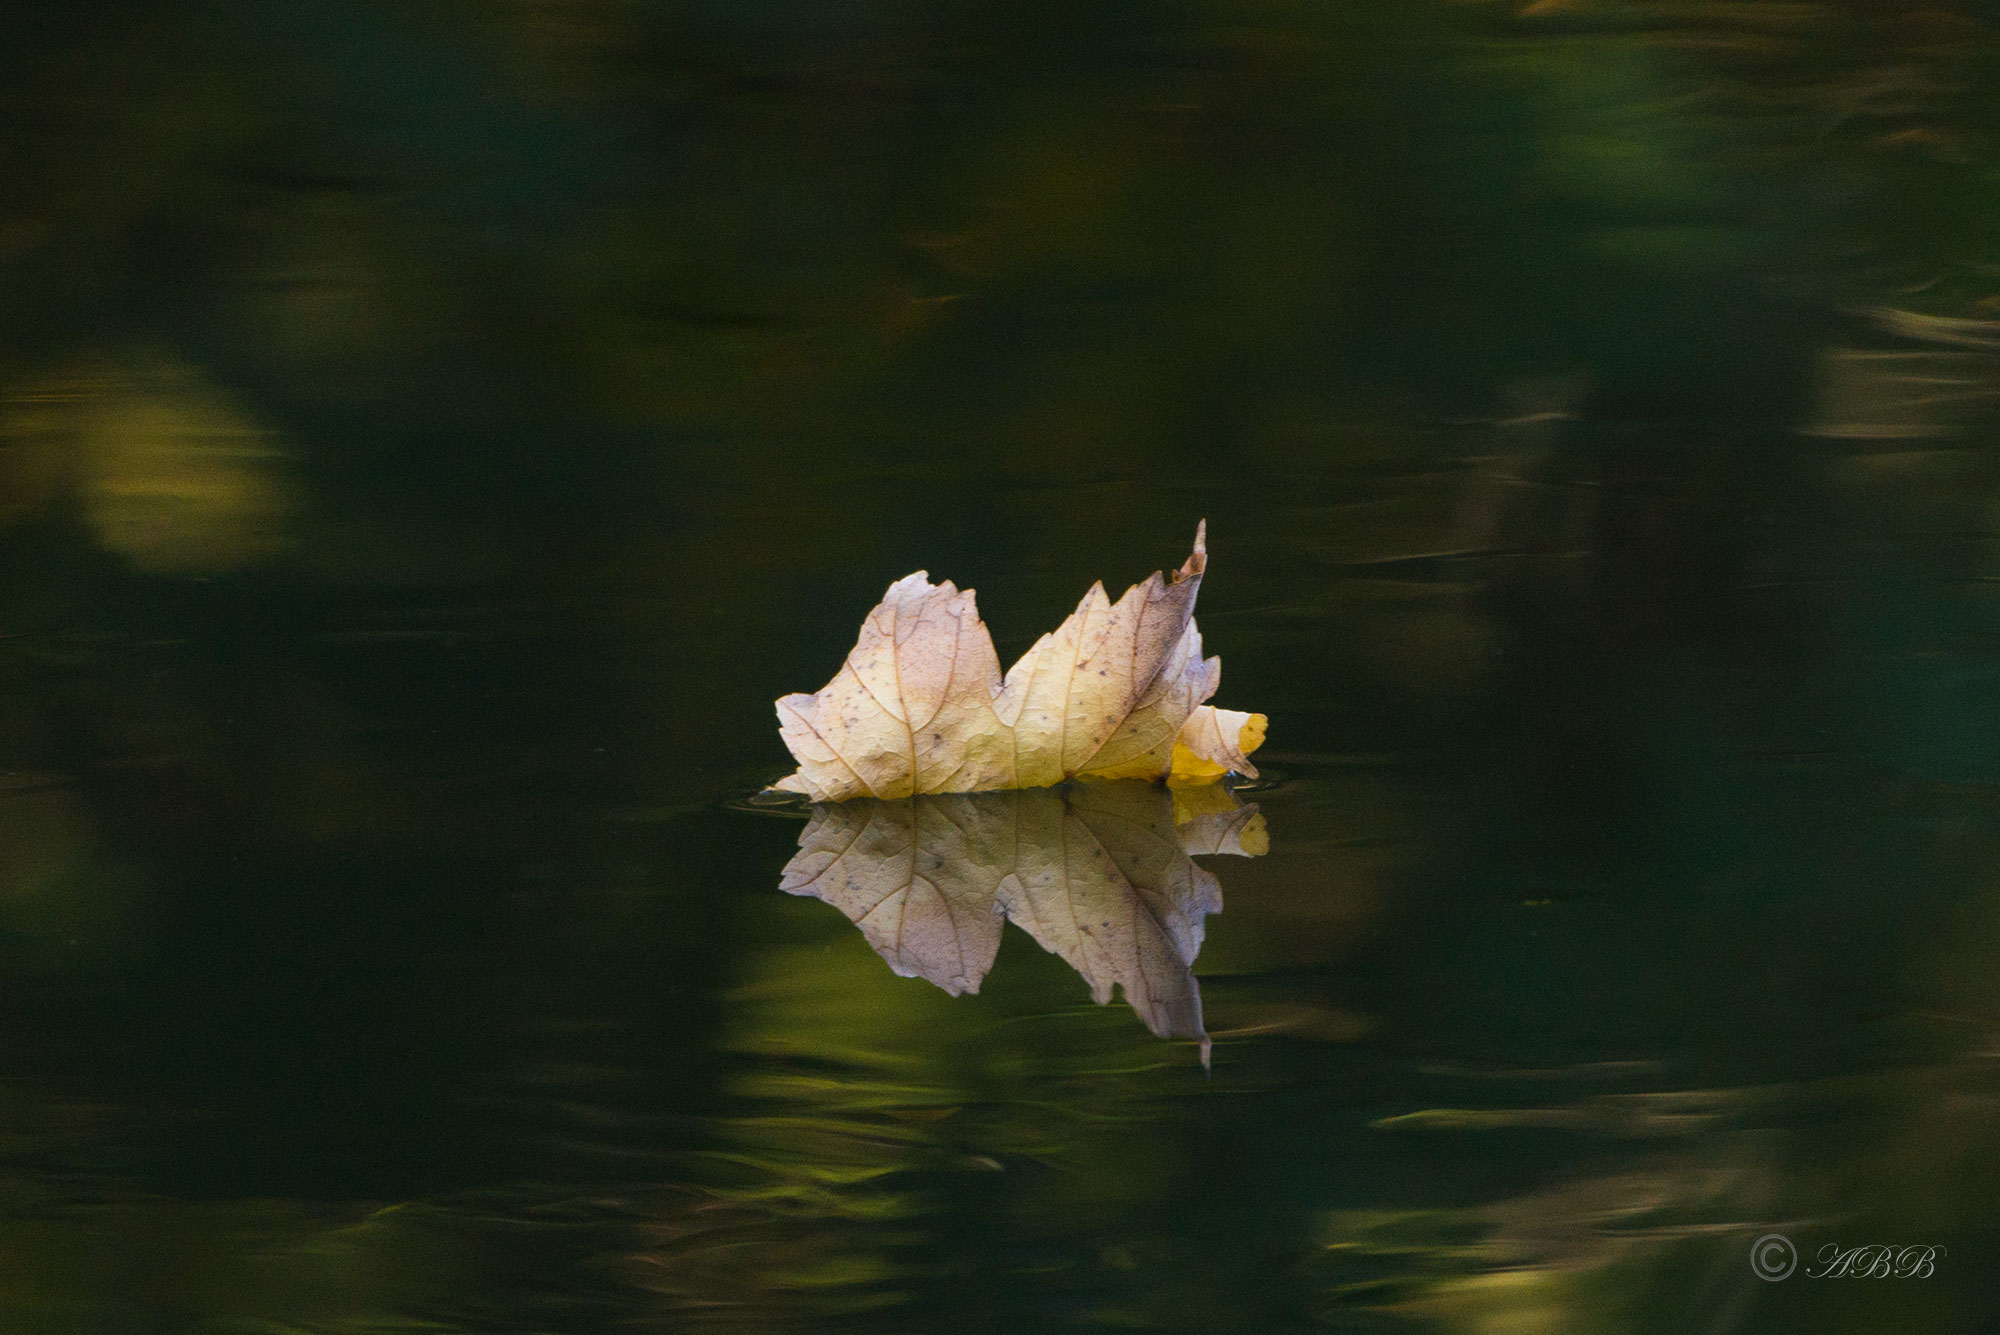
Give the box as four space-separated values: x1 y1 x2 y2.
3 1 1999 1330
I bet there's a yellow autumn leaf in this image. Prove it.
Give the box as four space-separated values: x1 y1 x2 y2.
779 782 1267 1057
771 522 1266 801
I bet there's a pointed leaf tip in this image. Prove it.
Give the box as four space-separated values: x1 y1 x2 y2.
1176 520 1208 583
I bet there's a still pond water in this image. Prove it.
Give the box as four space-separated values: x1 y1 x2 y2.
4 2 2000 1331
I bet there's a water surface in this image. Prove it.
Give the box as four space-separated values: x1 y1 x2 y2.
4 2 2000 1331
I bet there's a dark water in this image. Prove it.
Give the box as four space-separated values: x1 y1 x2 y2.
6 2 2000 1331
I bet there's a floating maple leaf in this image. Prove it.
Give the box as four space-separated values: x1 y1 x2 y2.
772 522 1266 801
779 782 1267 1059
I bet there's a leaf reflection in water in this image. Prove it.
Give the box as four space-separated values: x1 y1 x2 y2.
778 781 1266 1061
